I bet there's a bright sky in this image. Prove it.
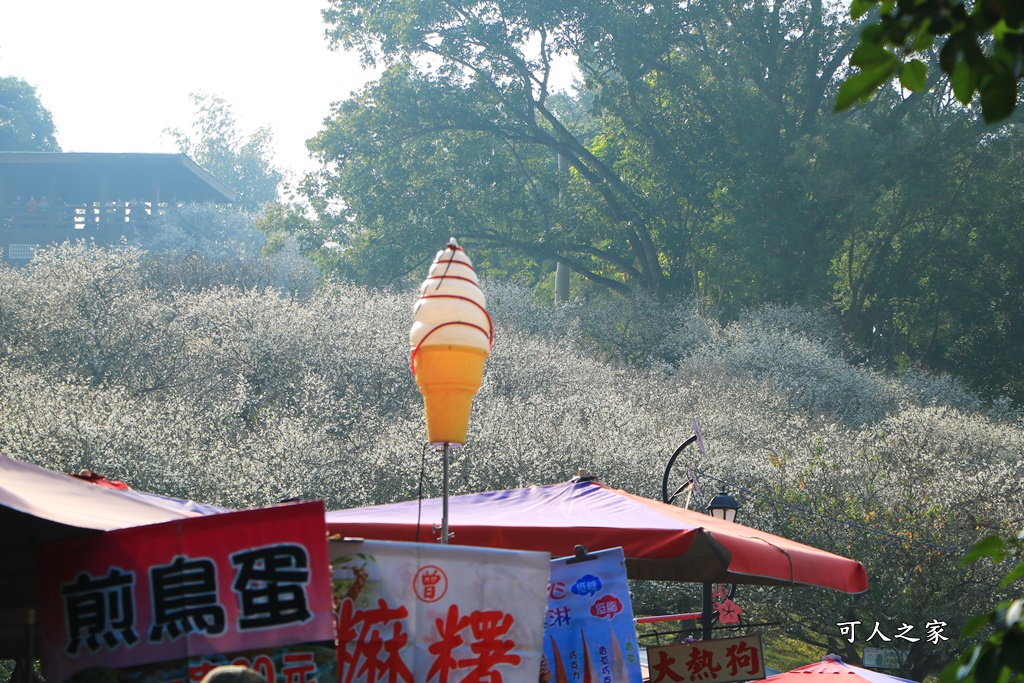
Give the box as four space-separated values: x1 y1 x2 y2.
0 0 372 180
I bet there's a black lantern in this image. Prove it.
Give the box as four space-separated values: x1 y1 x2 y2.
706 490 739 523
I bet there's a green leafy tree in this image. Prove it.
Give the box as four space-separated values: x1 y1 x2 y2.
824 68 1024 401
940 531 1024 683
838 0 1024 121
165 93 283 211
300 0 1001 306
0 75 59 151
273 0 1024 403
293 0 880 299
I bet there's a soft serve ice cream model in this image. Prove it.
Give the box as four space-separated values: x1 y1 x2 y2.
410 238 493 446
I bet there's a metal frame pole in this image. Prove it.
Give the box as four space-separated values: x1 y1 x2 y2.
661 427 720 641
701 582 714 640
661 434 698 505
441 442 450 544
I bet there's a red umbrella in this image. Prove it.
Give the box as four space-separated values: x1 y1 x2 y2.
765 655 917 683
325 477 868 593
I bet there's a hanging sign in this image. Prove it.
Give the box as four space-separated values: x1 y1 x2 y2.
37 501 336 683
331 539 550 683
646 634 765 683
544 547 643 683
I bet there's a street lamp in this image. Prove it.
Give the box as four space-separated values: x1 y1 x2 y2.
706 491 739 523
659 421 742 641
703 490 740 640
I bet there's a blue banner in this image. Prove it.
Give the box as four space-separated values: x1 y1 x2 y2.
544 547 643 683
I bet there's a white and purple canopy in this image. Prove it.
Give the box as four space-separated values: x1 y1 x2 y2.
325 478 869 593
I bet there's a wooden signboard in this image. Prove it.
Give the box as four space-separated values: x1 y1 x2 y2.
646 634 765 683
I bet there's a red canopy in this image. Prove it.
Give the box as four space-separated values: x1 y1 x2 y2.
764 655 917 683
325 478 868 593
0 455 230 658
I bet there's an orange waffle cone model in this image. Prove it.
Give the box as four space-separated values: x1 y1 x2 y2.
413 344 488 445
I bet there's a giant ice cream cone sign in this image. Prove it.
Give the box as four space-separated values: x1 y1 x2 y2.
410 238 493 446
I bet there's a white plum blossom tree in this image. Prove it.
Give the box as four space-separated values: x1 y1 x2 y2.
0 244 1019 679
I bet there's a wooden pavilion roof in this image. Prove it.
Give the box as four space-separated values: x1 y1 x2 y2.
0 152 236 204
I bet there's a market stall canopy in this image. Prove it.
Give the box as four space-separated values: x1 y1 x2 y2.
0 455 229 658
764 654 918 683
325 478 869 593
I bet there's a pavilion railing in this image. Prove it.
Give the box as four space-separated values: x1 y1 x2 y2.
1 201 161 231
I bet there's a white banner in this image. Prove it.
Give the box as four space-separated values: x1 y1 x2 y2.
330 540 551 683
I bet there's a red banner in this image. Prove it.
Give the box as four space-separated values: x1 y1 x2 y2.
37 501 336 683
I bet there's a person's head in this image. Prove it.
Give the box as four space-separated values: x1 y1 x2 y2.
200 666 267 683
